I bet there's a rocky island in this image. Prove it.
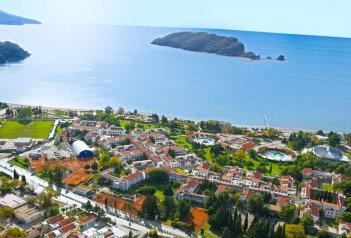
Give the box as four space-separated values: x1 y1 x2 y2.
0 41 30 64
152 32 285 61
0 10 41 25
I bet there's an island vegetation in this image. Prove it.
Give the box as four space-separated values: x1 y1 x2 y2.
152 31 285 61
0 41 30 64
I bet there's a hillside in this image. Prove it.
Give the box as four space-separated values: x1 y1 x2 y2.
0 10 40 25
152 32 285 61
0 41 30 64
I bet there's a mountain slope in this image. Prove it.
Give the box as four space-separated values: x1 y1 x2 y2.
0 10 40 25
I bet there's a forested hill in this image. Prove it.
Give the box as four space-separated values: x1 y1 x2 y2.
152 32 285 61
0 10 40 25
0 41 30 64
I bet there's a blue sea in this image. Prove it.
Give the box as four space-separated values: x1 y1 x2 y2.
0 24 350 132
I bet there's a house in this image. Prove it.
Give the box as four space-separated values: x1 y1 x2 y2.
79 216 96 230
310 198 346 219
73 186 92 197
60 223 76 235
303 168 313 180
14 204 44 223
118 171 145 191
180 179 200 193
105 126 126 137
215 185 229 196
339 222 351 235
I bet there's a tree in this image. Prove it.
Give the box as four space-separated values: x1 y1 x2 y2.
316 230 333 238
247 149 256 159
17 107 32 119
0 206 14 220
117 107 124 115
21 175 26 185
147 169 169 182
285 224 305 238
248 195 265 215
243 212 249 231
141 195 159 220
269 163 273 174
137 186 156 196
279 204 296 223
109 157 121 175
339 212 351 222
235 149 246 160
0 227 26 238
163 184 174 196
178 200 191 220
160 196 177 220
300 213 314 231
327 131 341 147
91 162 99 171
105 106 113 114
262 192 272 204
13 169 19 180
128 231 133 238
148 230 158 238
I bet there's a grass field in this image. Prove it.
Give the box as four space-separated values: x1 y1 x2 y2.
0 120 54 139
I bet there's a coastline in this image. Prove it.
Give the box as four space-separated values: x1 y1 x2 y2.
3 101 320 134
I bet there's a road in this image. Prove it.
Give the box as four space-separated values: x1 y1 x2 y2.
0 157 193 238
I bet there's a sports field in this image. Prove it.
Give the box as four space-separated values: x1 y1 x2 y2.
0 120 54 139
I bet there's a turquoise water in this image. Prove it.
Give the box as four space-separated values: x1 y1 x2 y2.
0 24 350 131
262 150 292 162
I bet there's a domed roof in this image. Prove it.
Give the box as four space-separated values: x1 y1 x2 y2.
312 146 342 160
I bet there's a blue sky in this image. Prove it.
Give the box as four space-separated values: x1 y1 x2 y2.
1 0 350 38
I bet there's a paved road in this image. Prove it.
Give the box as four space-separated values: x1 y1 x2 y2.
0 157 193 238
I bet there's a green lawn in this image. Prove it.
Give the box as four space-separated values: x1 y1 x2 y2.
9 157 29 169
175 136 193 150
0 120 54 139
201 223 221 238
131 180 169 201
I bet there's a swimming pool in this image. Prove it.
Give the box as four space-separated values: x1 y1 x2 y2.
193 136 215 146
262 150 294 162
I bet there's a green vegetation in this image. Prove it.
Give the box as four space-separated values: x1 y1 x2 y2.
9 157 29 169
0 120 54 138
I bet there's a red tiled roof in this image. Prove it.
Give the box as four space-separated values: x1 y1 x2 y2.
60 223 76 234
60 217 76 227
278 197 289 206
216 185 228 195
45 232 56 238
79 215 96 224
47 214 64 224
124 171 143 182
303 168 313 175
183 179 199 190
242 142 255 150
202 162 212 170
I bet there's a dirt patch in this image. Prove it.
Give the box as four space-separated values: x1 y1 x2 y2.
184 207 208 232
94 193 145 216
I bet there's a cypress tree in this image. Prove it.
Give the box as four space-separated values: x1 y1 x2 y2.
13 169 19 180
244 212 249 231
21 175 26 185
